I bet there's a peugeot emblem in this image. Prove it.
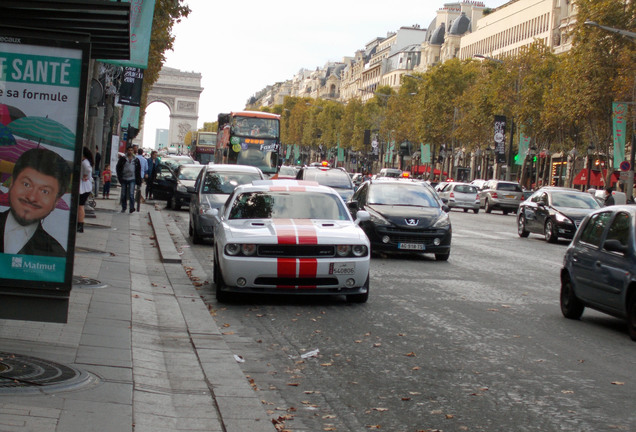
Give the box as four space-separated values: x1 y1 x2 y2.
405 218 419 226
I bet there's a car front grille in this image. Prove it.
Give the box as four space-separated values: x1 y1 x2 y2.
378 227 448 245
257 244 336 258
254 277 339 286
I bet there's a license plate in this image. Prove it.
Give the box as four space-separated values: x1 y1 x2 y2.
505 195 516 199
398 243 425 251
329 262 355 275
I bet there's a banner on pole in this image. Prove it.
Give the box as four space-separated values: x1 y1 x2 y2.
612 103 627 168
494 115 507 164
518 129 531 165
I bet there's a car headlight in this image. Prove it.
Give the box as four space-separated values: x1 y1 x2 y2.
554 212 572 224
225 244 241 256
433 213 450 229
351 245 368 257
177 184 187 193
368 209 390 226
336 245 351 256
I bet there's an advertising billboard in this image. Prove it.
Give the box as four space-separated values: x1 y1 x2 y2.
0 29 90 322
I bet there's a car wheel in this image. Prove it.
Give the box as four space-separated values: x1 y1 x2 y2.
627 294 636 341
171 195 181 211
463 208 468 213
502 210 509 215
190 220 202 244
544 219 558 243
473 208 479 214
517 215 530 238
214 254 231 303
484 199 492 213
435 251 450 261
346 275 369 303
560 274 584 319
166 195 173 209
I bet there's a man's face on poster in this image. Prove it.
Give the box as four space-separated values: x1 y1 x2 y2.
9 167 61 226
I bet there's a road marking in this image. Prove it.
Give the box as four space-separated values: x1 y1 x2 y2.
453 230 518 239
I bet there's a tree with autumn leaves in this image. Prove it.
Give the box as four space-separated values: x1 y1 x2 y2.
248 0 634 181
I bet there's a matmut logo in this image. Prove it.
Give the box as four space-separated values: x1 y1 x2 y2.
11 257 23 268
405 218 419 226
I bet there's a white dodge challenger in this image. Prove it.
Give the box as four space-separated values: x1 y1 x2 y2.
211 180 371 303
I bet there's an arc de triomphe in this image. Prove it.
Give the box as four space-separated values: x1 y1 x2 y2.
139 66 203 152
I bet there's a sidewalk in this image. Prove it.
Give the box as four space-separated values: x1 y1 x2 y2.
0 188 275 432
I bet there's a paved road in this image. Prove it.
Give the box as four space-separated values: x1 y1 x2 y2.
165 206 635 432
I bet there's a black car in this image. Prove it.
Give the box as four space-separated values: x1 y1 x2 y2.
347 179 452 260
560 205 636 340
296 165 355 202
150 163 204 210
517 187 601 243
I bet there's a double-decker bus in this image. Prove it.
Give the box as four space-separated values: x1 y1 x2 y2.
191 131 217 164
215 111 280 177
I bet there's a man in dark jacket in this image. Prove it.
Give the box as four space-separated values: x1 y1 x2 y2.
116 146 141 213
604 186 615 207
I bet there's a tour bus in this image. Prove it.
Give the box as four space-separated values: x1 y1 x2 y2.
215 111 281 177
192 131 217 164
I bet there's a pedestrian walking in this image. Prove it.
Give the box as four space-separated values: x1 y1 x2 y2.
102 163 112 199
604 186 615 206
78 146 94 233
116 146 141 213
145 150 159 199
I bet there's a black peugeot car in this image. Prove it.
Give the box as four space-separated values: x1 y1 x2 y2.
517 187 601 243
347 179 452 260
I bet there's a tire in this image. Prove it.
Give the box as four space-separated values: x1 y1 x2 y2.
463 208 468 213
517 215 530 238
171 194 181 211
166 194 173 209
560 274 584 319
502 210 509 215
484 199 492 213
473 208 479 214
214 254 231 303
190 220 203 244
627 294 636 341
347 275 369 303
435 251 450 261
544 219 558 243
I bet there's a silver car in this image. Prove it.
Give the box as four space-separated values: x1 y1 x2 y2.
479 180 523 214
437 182 480 213
188 164 264 243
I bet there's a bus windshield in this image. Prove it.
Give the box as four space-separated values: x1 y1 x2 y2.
232 116 279 139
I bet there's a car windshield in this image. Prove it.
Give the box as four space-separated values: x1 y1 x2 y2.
369 184 440 207
551 192 601 209
202 171 262 194
178 166 204 180
229 191 349 220
302 169 352 188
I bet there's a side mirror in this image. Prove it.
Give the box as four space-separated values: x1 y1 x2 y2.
355 210 370 225
441 197 449 204
604 239 628 255
205 208 219 217
442 204 450 213
347 200 359 212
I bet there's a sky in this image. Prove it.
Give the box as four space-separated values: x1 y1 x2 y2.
142 0 510 149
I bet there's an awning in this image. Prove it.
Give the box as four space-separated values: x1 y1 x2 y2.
572 169 620 187
0 0 131 60
411 165 448 176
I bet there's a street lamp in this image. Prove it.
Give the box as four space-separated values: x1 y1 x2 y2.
584 21 636 41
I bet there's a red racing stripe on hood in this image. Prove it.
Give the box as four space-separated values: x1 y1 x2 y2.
294 219 318 245
273 219 296 244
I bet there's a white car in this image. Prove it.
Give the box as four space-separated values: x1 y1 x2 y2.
212 180 371 303
436 182 480 213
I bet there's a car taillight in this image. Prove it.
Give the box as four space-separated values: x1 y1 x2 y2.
491 192 498 199
450 192 455 198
